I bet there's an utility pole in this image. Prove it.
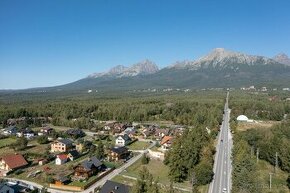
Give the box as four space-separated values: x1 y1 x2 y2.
256 148 259 163
269 173 273 190
251 146 254 158
275 152 278 173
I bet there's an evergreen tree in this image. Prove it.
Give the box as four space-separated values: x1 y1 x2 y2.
95 141 105 159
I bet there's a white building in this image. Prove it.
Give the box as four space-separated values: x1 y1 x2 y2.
115 134 131 147
55 154 68 165
237 115 249 122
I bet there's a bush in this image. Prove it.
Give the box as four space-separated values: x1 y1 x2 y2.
14 169 24 175
46 176 54 183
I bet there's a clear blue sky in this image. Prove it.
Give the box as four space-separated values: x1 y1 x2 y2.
0 0 290 89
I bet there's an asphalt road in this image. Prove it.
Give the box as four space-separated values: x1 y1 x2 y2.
208 92 233 193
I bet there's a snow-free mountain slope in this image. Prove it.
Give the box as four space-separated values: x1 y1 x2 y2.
273 53 290 66
88 59 159 78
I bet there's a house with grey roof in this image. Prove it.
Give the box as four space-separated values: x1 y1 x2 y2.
115 134 132 147
100 180 129 193
73 156 105 180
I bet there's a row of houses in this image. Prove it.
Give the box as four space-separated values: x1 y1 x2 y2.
1 126 84 140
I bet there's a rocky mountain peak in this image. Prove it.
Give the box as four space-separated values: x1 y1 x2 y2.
88 59 159 78
273 53 290 65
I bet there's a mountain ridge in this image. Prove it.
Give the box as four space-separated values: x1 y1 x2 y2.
88 59 159 78
2 48 290 93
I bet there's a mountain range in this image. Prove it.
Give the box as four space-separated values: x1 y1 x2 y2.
4 48 290 93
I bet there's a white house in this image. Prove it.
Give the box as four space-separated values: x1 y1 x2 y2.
115 134 132 147
55 154 68 165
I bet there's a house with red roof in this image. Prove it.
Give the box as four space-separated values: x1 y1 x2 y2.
0 154 28 176
55 154 68 165
160 136 174 151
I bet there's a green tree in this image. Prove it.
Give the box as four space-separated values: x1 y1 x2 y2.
141 154 150 164
95 141 105 159
194 161 214 185
132 167 160 193
37 135 49 144
11 137 28 150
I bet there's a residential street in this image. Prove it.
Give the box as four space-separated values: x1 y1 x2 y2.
208 92 233 193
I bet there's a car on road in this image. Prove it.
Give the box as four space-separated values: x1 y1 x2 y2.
223 188 227 192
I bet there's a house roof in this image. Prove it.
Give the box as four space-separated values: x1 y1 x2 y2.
99 180 129 193
0 183 22 193
57 138 73 145
56 176 70 183
0 154 28 169
4 126 18 132
57 154 68 160
81 156 103 171
160 136 173 145
155 128 169 135
68 150 79 158
117 134 131 141
111 146 128 154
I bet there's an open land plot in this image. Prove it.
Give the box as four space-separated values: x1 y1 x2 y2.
237 121 280 131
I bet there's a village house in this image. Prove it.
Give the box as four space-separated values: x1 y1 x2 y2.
55 154 68 165
39 126 54 135
75 143 84 153
123 127 136 138
0 182 32 193
160 136 174 151
142 125 158 138
35 158 48 166
99 180 129 193
104 122 115 131
0 154 28 176
0 183 15 193
67 150 80 161
16 128 35 139
113 123 127 134
65 128 85 139
115 134 132 147
3 126 18 136
107 146 130 162
154 128 170 140
73 156 105 180
51 138 74 153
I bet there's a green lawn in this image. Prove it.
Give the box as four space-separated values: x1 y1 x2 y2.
127 141 150 150
120 158 194 191
69 175 99 188
0 138 16 148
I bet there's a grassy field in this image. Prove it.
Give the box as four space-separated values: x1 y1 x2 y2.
118 158 208 192
256 160 289 193
0 137 16 148
236 121 280 131
127 141 150 150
